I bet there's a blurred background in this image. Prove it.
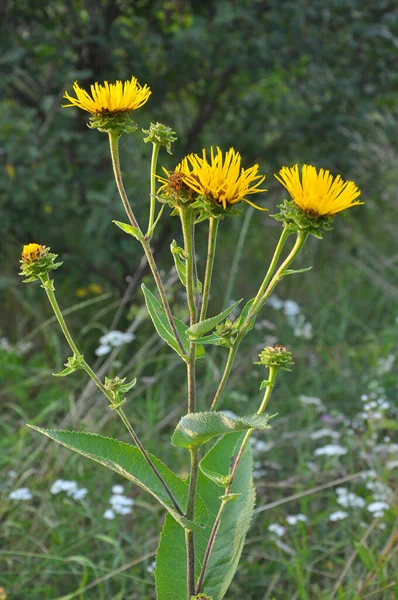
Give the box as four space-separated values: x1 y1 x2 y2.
1 1 397 599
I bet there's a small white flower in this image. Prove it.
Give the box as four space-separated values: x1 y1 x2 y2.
329 510 349 522
112 484 125 495
310 428 340 440
336 489 366 508
147 560 156 574
8 487 32 501
286 514 307 525
50 479 78 495
314 444 348 457
367 501 389 516
95 344 111 356
103 509 115 520
376 354 395 375
366 481 391 502
71 488 88 501
283 300 301 317
298 395 325 410
386 460 398 471
361 394 368 401
114 505 132 516
267 295 284 310
268 524 286 537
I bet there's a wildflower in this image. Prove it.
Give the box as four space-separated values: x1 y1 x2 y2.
310 428 340 440
367 501 389 517
8 487 32 501
186 147 266 210
112 484 125 495
76 288 88 298
314 444 347 457
63 77 151 115
88 283 103 295
298 395 325 410
143 122 177 154
146 560 156 574
19 243 62 282
336 487 366 508
268 524 286 537
275 164 362 217
286 514 307 525
329 510 348 522
256 345 293 370
109 493 134 515
95 330 135 356
103 508 115 520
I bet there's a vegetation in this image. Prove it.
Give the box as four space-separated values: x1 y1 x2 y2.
1 1 397 599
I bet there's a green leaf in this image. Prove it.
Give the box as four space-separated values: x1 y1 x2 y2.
233 298 255 329
170 239 187 287
187 299 242 338
354 541 377 571
141 283 188 359
189 333 224 346
155 433 255 600
260 379 272 389
283 266 313 276
27 427 207 532
199 465 230 487
171 411 271 449
113 220 144 241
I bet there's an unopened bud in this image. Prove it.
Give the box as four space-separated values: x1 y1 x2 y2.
256 345 293 370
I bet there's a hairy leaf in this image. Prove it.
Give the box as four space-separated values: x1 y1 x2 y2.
28 427 207 531
171 411 271 448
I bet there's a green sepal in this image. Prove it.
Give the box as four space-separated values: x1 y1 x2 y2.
52 354 84 377
271 199 334 238
199 465 231 488
171 411 271 449
88 113 138 135
113 220 144 242
187 299 242 338
142 122 177 154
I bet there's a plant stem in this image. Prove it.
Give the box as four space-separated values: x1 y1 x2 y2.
147 142 160 237
210 230 308 411
200 217 219 321
196 367 277 594
40 274 184 517
108 132 185 355
180 207 200 599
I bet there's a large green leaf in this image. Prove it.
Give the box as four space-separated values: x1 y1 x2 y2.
141 284 204 360
171 411 271 448
187 299 242 339
28 427 207 531
155 433 255 600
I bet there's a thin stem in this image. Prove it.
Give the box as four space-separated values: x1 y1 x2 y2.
147 143 160 237
200 217 219 321
196 367 277 594
40 274 184 517
180 207 200 599
108 132 185 355
210 230 308 411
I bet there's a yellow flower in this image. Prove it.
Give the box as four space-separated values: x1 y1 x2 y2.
21 243 45 263
275 164 363 216
184 147 266 209
75 288 88 298
63 77 151 115
157 157 193 195
88 283 103 295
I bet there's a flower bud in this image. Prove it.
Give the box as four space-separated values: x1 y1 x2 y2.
256 345 293 370
143 122 177 154
19 244 62 282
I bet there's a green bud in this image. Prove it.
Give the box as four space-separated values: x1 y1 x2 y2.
19 243 62 283
105 376 137 408
271 199 334 238
256 345 294 370
143 122 177 154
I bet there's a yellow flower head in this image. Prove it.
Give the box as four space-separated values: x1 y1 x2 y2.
63 77 151 115
21 243 46 263
184 147 266 209
158 157 193 195
275 164 363 216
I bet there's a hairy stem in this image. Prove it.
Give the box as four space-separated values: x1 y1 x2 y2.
147 142 160 236
197 367 277 594
211 230 308 411
108 132 185 355
180 207 200 599
200 217 219 321
40 274 184 517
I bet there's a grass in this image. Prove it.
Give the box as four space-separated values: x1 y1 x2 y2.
1 205 397 599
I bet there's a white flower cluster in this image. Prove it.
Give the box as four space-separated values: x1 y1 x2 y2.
336 487 365 508
267 296 313 339
268 523 286 537
286 514 307 525
50 479 88 501
8 487 32 501
329 510 348 522
95 330 135 357
310 428 340 440
314 444 348 457
0 336 33 356
103 484 134 519
298 395 326 411
376 354 395 376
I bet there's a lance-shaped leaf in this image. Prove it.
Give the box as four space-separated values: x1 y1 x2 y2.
27 427 207 532
187 299 242 339
171 411 271 449
155 433 255 600
113 220 144 241
282 266 313 277
170 240 187 287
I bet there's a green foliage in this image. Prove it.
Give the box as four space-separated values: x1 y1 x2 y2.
156 433 255 600
27 427 207 531
187 299 242 338
171 411 271 449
